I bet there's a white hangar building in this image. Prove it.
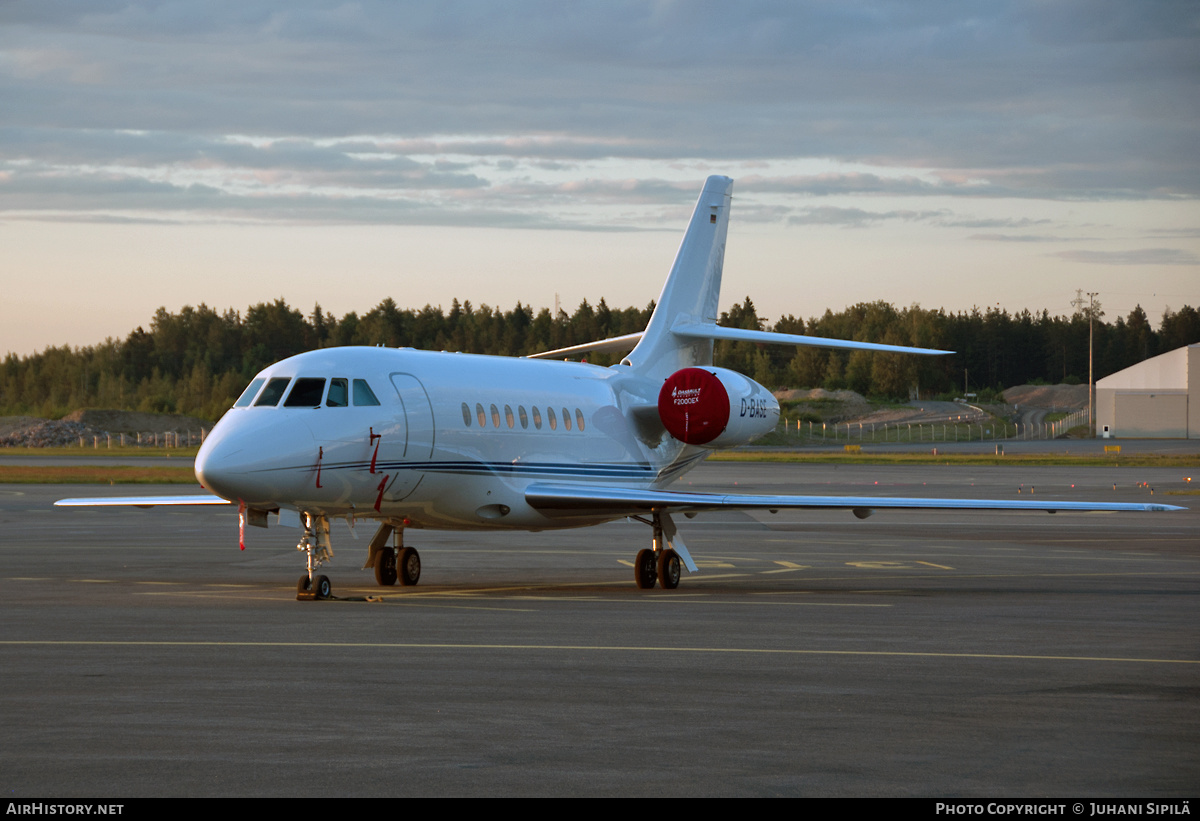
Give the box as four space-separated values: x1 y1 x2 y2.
1096 344 1198 438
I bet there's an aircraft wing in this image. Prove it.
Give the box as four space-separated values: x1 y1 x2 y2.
524 483 1185 517
55 485 1184 515
55 495 231 508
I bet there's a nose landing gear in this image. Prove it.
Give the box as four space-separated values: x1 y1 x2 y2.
296 512 335 600
297 573 331 600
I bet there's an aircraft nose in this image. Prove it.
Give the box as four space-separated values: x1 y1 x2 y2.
195 423 250 502
195 412 314 505
194 429 236 499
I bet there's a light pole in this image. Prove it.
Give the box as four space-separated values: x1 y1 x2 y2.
1071 289 1101 436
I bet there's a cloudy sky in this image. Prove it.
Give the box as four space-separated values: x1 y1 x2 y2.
2 1 1198 356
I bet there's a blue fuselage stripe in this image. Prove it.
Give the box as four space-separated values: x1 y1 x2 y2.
288 459 659 480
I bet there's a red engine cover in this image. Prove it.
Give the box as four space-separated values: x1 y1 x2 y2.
658 368 730 445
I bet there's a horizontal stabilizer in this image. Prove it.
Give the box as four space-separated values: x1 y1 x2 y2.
525 332 643 360
525 322 951 362
55 495 230 507
525 483 1183 516
672 323 952 356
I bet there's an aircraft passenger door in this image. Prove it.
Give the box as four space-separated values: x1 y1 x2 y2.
382 373 436 502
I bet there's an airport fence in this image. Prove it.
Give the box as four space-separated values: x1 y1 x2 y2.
74 429 209 449
777 407 1090 444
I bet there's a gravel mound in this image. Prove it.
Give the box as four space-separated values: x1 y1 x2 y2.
774 388 869 404
0 409 214 447
62 409 211 435
1002 384 1088 409
0 418 106 448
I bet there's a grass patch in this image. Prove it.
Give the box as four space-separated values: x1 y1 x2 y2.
0 446 200 458
711 451 1200 468
0 465 198 484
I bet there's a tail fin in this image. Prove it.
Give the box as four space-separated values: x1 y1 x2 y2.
625 175 733 379
528 174 950 366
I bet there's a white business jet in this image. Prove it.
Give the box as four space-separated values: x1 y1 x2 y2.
57 176 1183 599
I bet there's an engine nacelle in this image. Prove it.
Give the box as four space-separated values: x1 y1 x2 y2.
657 367 779 449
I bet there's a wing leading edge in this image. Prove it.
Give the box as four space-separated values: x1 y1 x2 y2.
56 486 1184 515
524 483 1185 517
55 495 230 508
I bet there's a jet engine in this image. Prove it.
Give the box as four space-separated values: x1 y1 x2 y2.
657 367 779 448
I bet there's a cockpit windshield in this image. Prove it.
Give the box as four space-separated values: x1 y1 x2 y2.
253 377 292 407
326 378 348 407
353 379 381 406
241 376 379 408
283 378 326 407
233 378 266 408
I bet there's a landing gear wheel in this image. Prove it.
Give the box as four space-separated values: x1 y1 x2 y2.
634 548 658 589
297 575 315 601
398 547 421 586
658 549 681 590
375 549 398 586
314 574 332 600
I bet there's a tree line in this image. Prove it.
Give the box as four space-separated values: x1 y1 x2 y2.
3 297 1198 422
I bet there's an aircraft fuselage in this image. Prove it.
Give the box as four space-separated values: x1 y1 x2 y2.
195 345 766 531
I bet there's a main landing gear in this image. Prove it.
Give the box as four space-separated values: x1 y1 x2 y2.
294 516 423 601
365 522 421 588
296 512 335 601
632 511 684 590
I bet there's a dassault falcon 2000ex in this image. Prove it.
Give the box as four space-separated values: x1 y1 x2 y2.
57 176 1183 599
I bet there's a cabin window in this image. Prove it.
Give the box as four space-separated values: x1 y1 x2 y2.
575 408 585 432
532 406 542 429
476 403 487 427
562 407 572 431
490 404 501 428
518 405 528 429
284 378 326 407
353 379 381 406
504 405 515 429
326 378 349 408
461 402 472 426
547 407 557 430
254 377 292 407
234 378 266 408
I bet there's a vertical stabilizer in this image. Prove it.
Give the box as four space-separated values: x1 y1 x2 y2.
626 175 733 380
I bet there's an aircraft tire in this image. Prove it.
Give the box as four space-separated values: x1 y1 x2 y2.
398 547 421 586
375 549 398 586
314 574 332 600
297 575 315 601
634 548 657 589
658 549 681 589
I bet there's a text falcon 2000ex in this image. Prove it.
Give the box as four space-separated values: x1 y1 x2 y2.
56 176 1185 599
